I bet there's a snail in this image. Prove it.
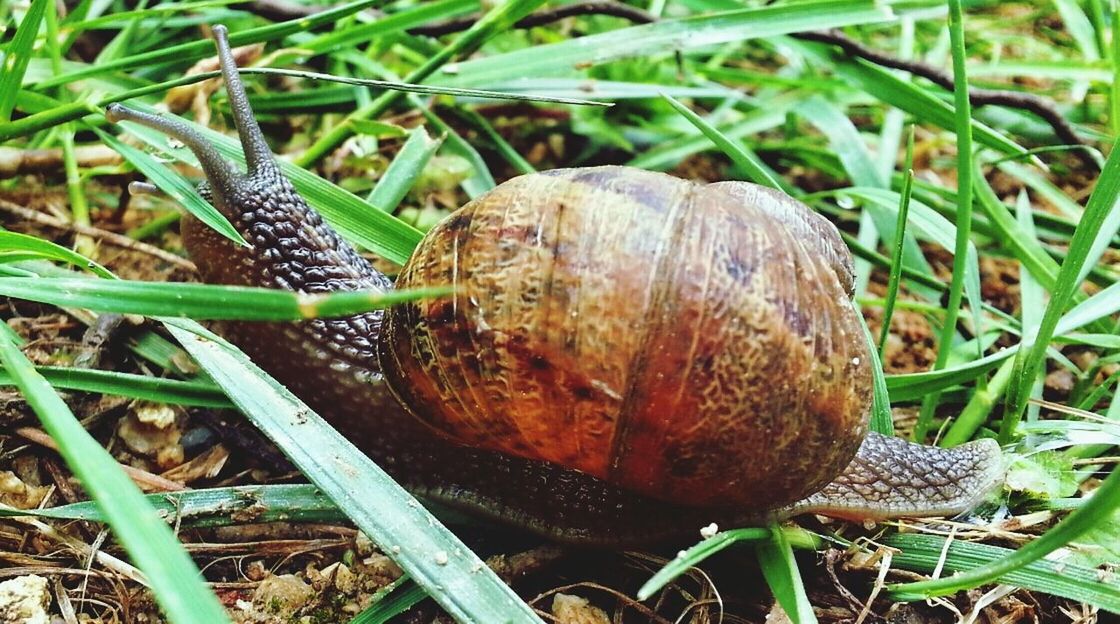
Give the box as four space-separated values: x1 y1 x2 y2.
103 26 1004 545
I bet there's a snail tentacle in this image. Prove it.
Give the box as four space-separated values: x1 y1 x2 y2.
211 25 275 176
104 103 242 205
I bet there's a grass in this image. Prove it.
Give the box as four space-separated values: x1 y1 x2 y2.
1 0 1119 622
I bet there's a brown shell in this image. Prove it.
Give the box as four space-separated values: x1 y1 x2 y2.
379 166 872 509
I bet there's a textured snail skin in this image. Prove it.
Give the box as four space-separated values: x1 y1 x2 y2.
103 26 1004 545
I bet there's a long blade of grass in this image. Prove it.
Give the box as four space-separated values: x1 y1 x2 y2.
1005 136 1120 442
368 127 443 212
0 366 231 408
830 60 1031 160
889 464 1120 602
0 277 449 321
162 319 545 623
0 0 50 122
234 67 607 107
0 231 113 278
436 1 893 89
878 127 915 356
637 527 819 601
915 0 980 441
756 523 817 624
886 533 1120 612
0 332 231 623
661 93 783 190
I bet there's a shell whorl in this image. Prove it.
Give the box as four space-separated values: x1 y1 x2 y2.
380 166 872 509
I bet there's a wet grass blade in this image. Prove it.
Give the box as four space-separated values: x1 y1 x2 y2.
162 319 545 623
1005 135 1120 441
756 523 817 624
0 366 231 408
0 331 231 623
0 0 50 121
662 93 783 190
368 127 443 212
888 465 1120 604
0 231 113 278
0 277 449 321
878 128 915 357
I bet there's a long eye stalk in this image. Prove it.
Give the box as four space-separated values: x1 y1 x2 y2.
211 24 276 176
104 24 275 212
104 103 241 202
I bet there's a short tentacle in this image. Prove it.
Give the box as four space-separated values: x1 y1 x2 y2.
211 25 275 176
104 103 241 206
783 432 1005 521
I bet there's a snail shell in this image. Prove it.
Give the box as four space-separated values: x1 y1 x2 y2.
380 166 873 509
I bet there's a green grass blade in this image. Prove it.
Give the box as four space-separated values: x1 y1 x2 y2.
0 0 50 122
915 0 980 440
234 67 608 107
0 332 231 623
886 533 1120 612
1005 135 1120 441
350 581 428 624
162 319 545 623
1054 0 1103 60
437 1 893 89
637 530 770 600
0 277 449 321
796 95 884 188
889 464 1120 602
414 100 497 198
0 366 231 408
878 128 915 357
756 523 817 624
830 61 1031 160
662 93 783 190
860 311 894 435
368 127 443 213
0 231 113 278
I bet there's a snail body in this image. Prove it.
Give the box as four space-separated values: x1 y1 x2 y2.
104 27 1003 545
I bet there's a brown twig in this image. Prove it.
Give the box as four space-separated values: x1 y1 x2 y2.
796 29 1098 170
232 0 655 33
411 1 655 37
0 198 196 271
0 146 121 179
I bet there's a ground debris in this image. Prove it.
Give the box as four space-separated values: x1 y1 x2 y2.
552 593 611 624
0 470 49 509
0 575 50 624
